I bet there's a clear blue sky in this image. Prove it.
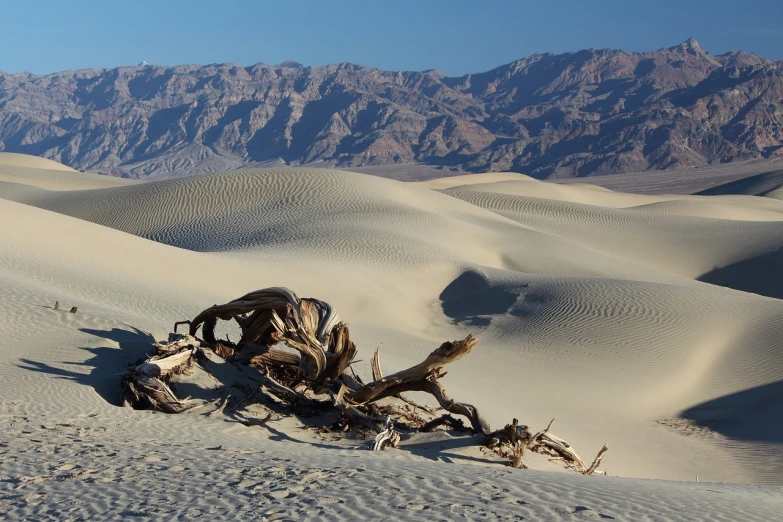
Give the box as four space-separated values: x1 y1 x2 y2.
2 0 782 76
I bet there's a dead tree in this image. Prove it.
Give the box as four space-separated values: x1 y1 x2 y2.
123 287 608 474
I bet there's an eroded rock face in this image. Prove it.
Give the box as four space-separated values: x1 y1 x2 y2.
1 39 781 179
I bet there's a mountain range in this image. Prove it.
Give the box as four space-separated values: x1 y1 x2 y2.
0 38 781 179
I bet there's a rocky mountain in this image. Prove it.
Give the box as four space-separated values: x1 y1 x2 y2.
1 38 781 179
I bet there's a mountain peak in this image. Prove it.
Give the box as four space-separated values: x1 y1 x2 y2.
671 37 705 54
276 60 304 69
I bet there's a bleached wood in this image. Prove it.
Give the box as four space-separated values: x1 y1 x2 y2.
137 348 195 377
371 349 383 381
585 443 609 475
373 418 400 451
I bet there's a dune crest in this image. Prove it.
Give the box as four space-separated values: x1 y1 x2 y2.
0 152 76 171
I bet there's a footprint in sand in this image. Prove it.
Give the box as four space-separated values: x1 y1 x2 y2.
267 488 295 500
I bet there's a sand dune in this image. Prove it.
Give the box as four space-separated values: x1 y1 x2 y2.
553 159 783 195
1 157 783 519
441 185 783 285
0 168 702 287
414 171 537 188
0 152 77 171
437 173 783 213
0 153 135 191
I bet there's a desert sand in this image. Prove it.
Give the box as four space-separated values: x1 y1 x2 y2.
1 153 782 520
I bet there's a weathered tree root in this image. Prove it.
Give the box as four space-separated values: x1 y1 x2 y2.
121 334 202 412
485 418 609 475
373 417 401 451
121 287 608 474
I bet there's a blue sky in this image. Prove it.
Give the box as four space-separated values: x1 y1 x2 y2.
2 0 782 75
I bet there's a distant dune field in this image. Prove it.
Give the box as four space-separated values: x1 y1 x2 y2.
1 155 782 520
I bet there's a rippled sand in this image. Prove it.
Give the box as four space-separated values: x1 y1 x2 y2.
1 155 782 520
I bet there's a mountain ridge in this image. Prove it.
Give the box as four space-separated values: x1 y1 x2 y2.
1 39 781 179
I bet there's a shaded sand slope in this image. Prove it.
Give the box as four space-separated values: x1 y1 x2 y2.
697 169 783 200
553 159 783 195
441 176 783 214
1 160 783 499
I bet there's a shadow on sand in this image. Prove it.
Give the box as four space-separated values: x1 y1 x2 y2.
439 270 522 327
698 249 783 300
17 326 155 406
401 433 501 466
16 325 505 464
679 379 783 443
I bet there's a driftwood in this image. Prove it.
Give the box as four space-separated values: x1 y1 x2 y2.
121 334 202 412
511 441 526 469
52 300 77 313
122 287 607 474
373 417 401 451
484 417 609 474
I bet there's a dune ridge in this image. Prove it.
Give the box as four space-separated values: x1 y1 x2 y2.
0 152 77 172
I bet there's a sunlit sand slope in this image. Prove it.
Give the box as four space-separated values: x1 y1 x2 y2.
0 152 135 191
